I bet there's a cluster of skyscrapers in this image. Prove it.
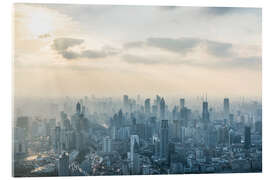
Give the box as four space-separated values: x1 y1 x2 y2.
13 94 262 176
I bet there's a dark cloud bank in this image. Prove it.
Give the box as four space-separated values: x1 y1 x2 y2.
123 37 260 70
124 37 235 57
51 37 260 71
52 38 119 60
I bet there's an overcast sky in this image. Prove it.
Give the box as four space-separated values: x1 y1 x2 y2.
14 4 262 98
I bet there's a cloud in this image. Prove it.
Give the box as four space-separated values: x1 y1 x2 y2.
202 7 262 16
205 40 234 57
122 53 261 71
52 38 84 51
52 38 119 60
203 7 236 16
61 50 80 59
228 56 261 70
124 37 234 57
124 37 200 54
147 37 200 54
80 50 108 59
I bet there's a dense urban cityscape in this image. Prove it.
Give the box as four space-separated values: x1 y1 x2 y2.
13 95 262 176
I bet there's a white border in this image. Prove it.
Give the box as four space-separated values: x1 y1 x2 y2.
1 0 269 180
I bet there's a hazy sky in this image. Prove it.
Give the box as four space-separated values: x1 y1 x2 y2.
14 4 262 98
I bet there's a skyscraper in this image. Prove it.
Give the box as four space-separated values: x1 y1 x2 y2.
130 135 140 173
76 102 81 114
229 114 234 127
153 135 160 158
224 98 230 119
160 98 165 120
202 101 210 130
103 136 112 154
160 120 169 160
144 98 151 115
180 107 190 127
244 126 251 149
58 152 69 176
55 126 61 154
172 106 178 121
123 95 129 112
180 98 185 109
156 95 161 115
172 120 180 139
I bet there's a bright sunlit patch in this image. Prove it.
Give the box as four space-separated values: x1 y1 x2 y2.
27 8 54 37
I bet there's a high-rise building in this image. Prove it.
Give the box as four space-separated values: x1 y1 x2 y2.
208 127 218 148
172 106 178 120
152 105 158 116
55 126 61 154
153 135 160 158
160 120 169 160
180 107 190 127
103 136 112 153
244 126 251 149
229 114 234 127
58 152 69 176
131 153 141 174
76 102 81 114
160 98 165 120
75 131 85 151
130 135 140 173
180 127 186 144
172 120 180 139
16 116 29 138
202 101 210 130
224 98 230 119
180 98 185 109
156 95 161 115
14 127 27 154
255 121 262 135
144 98 151 115
123 95 129 111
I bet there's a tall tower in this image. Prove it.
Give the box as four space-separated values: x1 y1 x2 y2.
55 126 61 154
202 101 209 130
224 98 230 119
160 98 165 120
180 98 185 109
76 102 81 114
172 120 180 139
144 98 151 115
160 120 169 160
58 152 69 176
103 136 112 154
123 95 129 112
130 135 140 174
244 126 251 149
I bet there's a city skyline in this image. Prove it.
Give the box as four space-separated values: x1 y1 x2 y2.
13 94 262 176
14 4 261 98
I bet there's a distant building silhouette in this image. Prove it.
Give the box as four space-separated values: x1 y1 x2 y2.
144 98 151 115
160 98 165 120
224 98 230 119
160 120 169 160
244 126 251 149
